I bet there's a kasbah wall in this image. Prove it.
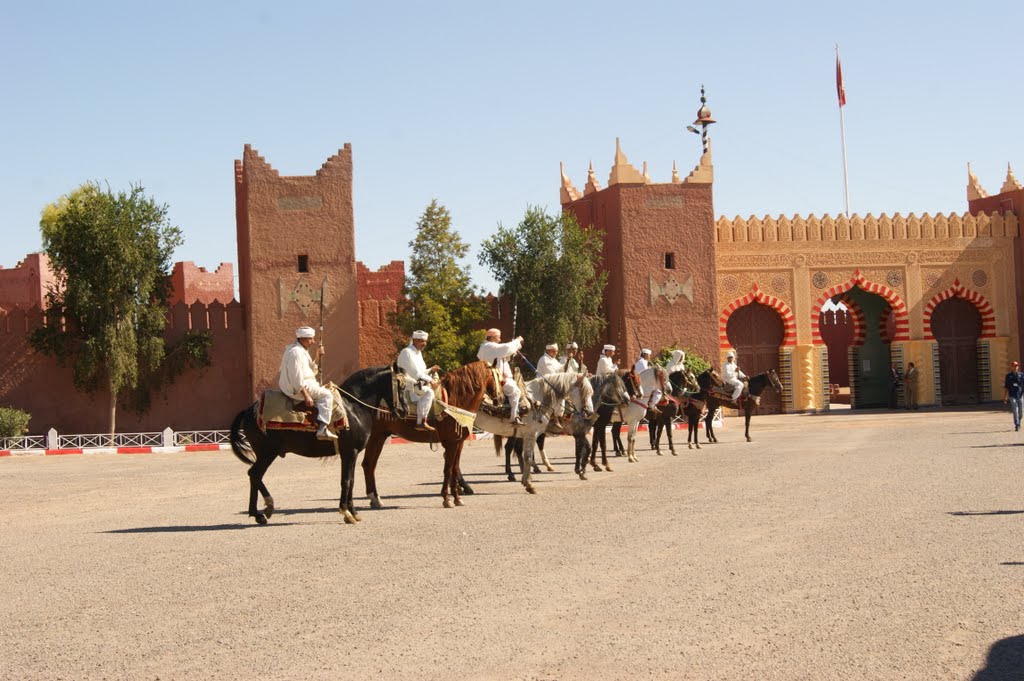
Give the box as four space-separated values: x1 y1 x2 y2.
3 135 1022 433
0 145 404 435
560 133 1022 413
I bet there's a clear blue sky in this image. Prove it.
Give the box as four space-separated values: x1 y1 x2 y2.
3 1 1021 293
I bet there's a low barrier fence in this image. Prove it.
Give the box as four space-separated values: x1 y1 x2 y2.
0 428 231 453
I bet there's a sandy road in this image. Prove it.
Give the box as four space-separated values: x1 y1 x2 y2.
1 407 1022 680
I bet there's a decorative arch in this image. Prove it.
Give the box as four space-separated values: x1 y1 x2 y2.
835 292 866 346
810 269 909 344
719 283 797 348
923 279 995 340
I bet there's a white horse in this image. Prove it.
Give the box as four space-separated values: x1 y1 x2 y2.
474 371 582 494
611 366 668 463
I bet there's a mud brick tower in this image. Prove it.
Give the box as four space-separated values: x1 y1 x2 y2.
235 144 360 396
560 138 720 366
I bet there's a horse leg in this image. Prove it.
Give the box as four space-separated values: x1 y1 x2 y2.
255 480 274 519
589 425 604 472
505 436 518 482
648 414 659 454
440 447 455 508
537 433 554 472
452 440 467 506
745 408 753 442
627 422 638 463
247 454 275 525
339 446 359 524
665 412 677 456
362 431 389 509
522 436 537 494
612 423 624 457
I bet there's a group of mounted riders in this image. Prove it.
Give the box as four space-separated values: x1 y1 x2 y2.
230 323 781 524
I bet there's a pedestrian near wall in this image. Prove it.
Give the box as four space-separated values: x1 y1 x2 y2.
1002 361 1024 432
903 362 918 410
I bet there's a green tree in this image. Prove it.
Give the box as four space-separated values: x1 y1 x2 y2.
30 182 207 434
478 206 608 368
391 200 489 371
655 345 712 376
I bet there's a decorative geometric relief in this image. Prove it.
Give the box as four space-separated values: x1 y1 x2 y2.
925 271 942 288
650 273 693 305
278 277 323 318
886 270 903 288
972 269 988 287
722 275 738 293
771 274 789 294
811 271 829 289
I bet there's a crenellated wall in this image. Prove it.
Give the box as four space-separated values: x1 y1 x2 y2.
715 209 1020 410
168 261 235 306
0 253 55 309
357 260 405 367
0 300 249 434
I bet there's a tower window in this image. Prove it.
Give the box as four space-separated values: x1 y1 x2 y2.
297 255 309 273
664 252 676 270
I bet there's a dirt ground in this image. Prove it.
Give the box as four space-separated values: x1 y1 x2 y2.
1 407 1022 680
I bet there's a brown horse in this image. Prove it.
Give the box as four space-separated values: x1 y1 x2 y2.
360 360 497 509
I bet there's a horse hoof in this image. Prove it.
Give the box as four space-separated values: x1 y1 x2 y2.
460 485 475 496
254 513 267 526
443 498 453 509
526 485 537 495
746 436 753 442
264 499 275 519
342 510 357 525
351 511 362 522
369 497 383 510
507 474 516 482
532 466 541 474
696 443 701 450
454 498 465 507
545 464 555 472
604 465 613 472
591 465 601 472
656 450 663 456
688 443 693 450
579 472 587 480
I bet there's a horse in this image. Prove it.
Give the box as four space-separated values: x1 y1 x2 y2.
699 369 784 443
475 371 578 494
229 366 407 525
359 360 497 509
682 369 721 449
499 374 601 481
611 366 668 463
588 371 639 472
646 368 701 456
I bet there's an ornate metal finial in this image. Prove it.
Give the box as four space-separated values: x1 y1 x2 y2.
689 85 716 154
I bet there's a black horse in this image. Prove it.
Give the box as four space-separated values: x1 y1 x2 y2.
587 372 632 472
698 369 783 443
646 368 701 456
229 366 406 525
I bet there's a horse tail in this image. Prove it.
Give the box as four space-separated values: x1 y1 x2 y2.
493 434 504 457
230 405 256 466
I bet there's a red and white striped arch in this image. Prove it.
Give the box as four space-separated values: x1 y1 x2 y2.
923 279 996 340
836 292 866 346
810 270 909 344
719 283 797 348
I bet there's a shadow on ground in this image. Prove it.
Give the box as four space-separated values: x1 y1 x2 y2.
971 634 1024 680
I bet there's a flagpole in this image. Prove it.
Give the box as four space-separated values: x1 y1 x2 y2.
837 45 850 217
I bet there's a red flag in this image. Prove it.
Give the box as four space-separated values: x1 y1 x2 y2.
836 52 847 107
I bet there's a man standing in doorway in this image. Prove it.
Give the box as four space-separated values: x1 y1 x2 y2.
1002 360 1024 432
903 362 918 410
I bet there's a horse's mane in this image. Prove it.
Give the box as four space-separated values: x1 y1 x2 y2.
533 371 576 403
442 361 491 407
340 365 390 393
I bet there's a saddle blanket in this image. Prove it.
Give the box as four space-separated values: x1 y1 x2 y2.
257 384 348 433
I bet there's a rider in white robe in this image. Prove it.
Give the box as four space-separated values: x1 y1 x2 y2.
596 344 618 377
634 348 661 413
396 330 440 431
665 349 686 375
477 328 524 426
537 343 562 377
722 350 748 402
279 326 336 440
560 342 585 375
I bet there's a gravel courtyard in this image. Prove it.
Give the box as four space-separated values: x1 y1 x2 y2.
1 407 1022 680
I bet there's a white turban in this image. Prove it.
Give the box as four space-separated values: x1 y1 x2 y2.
726 351 736 359
486 327 501 339
296 326 316 339
412 330 428 340
546 343 558 351
641 348 652 356
603 344 616 353
567 342 578 349
671 349 686 364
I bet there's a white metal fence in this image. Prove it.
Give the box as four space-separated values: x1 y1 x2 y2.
0 434 46 450
1 427 231 451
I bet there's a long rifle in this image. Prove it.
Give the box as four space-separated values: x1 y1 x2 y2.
317 279 327 383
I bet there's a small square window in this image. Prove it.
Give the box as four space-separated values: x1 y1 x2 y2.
664 252 676 270
297 255 309 273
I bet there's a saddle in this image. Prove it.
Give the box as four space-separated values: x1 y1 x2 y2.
478 366 530 421
256 383 349 434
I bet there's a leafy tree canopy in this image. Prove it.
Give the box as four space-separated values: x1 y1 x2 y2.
30 182 205 432
655 345 712 376
391 200 488 371
478 206 607 369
